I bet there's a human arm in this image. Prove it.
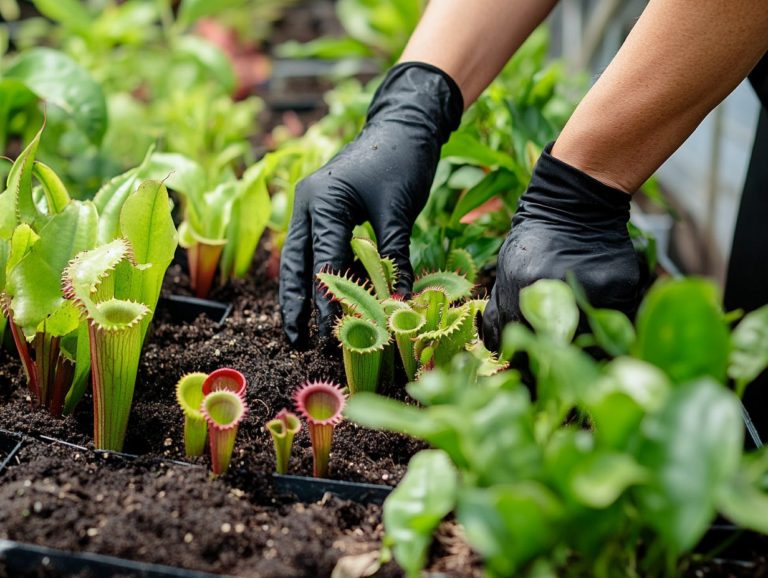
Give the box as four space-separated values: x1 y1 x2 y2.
279 0 556 347
482 0 768 351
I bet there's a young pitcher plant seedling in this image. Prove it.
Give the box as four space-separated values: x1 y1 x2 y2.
201 390 248 476
293 380 346 478
267 409 301 475
176 372 209 457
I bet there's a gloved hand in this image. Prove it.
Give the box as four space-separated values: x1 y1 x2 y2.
279 62 464 347
482 144 642 352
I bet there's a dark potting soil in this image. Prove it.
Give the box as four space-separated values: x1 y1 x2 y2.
0 248 474 577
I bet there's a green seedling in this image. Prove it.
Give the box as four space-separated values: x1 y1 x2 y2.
201 390 248 476
293 380 346 478
266 409 302 475
176 372 209 457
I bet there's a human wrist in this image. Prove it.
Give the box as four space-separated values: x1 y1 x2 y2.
367 62 464 144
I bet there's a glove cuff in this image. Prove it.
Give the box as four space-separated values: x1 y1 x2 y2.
520 142 631 222
367 61 464 144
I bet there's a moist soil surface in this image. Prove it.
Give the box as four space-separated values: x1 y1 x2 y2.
0 247 467 577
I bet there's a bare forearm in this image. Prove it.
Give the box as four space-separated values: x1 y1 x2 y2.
552 0 768 193
398 0 558 106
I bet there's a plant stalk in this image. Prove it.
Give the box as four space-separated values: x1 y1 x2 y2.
187 241 225 299
309 422 334 478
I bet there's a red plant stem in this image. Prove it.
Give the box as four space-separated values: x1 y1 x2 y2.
34 332 60 409
8 320 39 405
188 243 224 299
308 423 334 478
49 356 74 418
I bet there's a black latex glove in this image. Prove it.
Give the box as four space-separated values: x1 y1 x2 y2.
482 144 642 352
279 62 463 347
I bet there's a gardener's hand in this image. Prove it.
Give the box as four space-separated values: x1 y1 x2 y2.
279 62 463 347
481 145 643 352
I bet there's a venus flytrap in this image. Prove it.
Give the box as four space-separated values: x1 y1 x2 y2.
334 315 389 394
176 373 209 457
267 409 301 475
201 390 248 476
293 380 346 478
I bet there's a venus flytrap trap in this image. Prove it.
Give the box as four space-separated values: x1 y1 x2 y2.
293 381 346 478
267 409 301 475
201 390 248 477
176 373 209 457
334 315 389 394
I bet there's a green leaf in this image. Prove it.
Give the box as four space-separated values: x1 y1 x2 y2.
383 450 458 578
450 168 518 226
345 393 433 438
446 248 477 284
570 452 647 508
93 147 154 245
634 278 729 383
457 483 563 577
177 0 249 27
144 152 206 200
275 37 373 60
5 48 107 145
728 304 768 396
636 379 743 552
32 161 70 214
7 201 98 336
118 180 178 338
717 449 768 534
442 133 518 172
174 35 236 94
519 279 579 344
220 157 274 279
0 123 42 236
30 0 92 34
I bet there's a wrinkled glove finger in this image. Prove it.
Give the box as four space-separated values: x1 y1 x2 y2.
370 212 416 298
312 195 357 340
481 283 503 354
279 199 313 348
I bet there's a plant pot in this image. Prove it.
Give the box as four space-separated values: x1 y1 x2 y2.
156 295 232 326
272 473 392 505
0 540 227 578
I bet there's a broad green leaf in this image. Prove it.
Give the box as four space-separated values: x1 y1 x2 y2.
30 0 92 34
636 379 743 552
5 48 107 145
345 393 433 438
717 450 768 534
442 133 518 172
118 180 178 338
457 483 563 577
220 156 275 279
570 452 647 508
93 147 154 245
40 299 81 337
0 238 8 291
519 279 579 344
275 37 373 60
177 0 249 27
728 304 768 396
175 35 236 94
7 201 98 336
144 152 206 200
0 78 37 150
450 168 518 226
7 224 38 272
383 450 458 578
634 278 729 383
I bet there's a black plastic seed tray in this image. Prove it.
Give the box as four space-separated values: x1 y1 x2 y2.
156 295 232 326
272 473 393 505
0 540 229 578
0 429 24 475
